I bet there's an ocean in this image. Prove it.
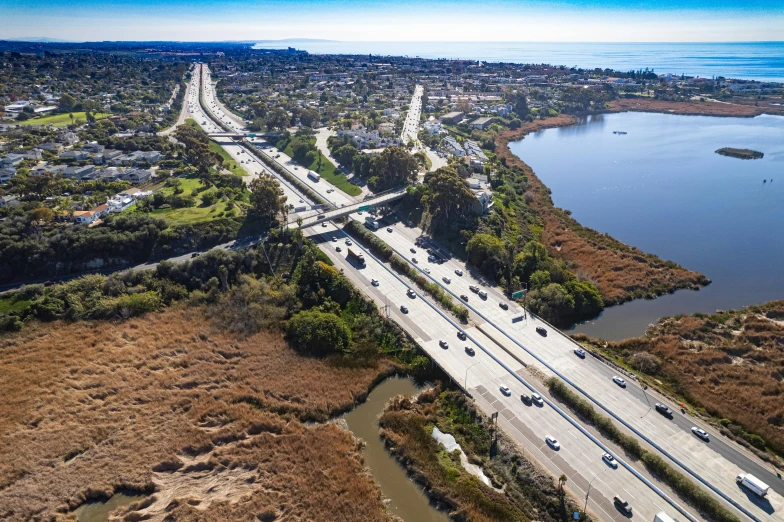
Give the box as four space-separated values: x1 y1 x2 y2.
253 41 784 82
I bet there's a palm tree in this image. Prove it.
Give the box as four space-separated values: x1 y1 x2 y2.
558 474 568 496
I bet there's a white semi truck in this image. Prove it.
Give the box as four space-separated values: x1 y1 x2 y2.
654 512 678 522
364 216 379 230
736 473 770 497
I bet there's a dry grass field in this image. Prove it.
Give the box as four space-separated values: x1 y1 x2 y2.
496 116 709 306
0 305 398 521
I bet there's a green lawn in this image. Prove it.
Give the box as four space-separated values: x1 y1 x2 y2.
209 140 247 177
282 141 361 196
0 296 32 314
135 174 244 225
19 111 111 127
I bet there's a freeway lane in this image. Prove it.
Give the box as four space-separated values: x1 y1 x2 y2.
358 214 784 520
308 222 692 522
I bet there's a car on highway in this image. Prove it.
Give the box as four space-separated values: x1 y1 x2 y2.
387 227 393 232
531 393 544 406
410 248 416 253
469 285 479 293
613 496 632 515
455 269 463 276
612 376 626 388
406 288 416 298
655 403 673 417
457 331 467 341
335 246 342 252
691 427 710 441
464 346 475 356
427 255 436 262
322 222 328 228
499 302 508 310
371 279 379 287
332 237 337 242
439 340 449 349
521 394 532 405
574 348 586 358
345 239 352 245
545 436 560 450
499 385 511 396
536 326 547 336
442 276 451 284
602 453 618 468
412 257 418 264
460 294 469 301
423 268 430 274
400 305 409 314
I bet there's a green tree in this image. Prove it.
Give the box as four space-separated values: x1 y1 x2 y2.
368 146 418 191
58 93 77 112
286 310 351 356
465 233 506 281
249 173 287 221
527 283 575 326
421 167 477 232
506 91 529 119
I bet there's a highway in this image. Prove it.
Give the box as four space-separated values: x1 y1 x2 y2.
192 63 779 521
402 84 423 145
353 213 784 522
307 221 692 522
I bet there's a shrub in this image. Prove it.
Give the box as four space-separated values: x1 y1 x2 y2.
286 310 351 356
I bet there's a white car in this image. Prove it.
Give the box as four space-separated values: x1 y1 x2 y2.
454 269 463 276
332 237 337 242
345 239 352 245
423 268 431 274
691 427 710 441
602 453 618 468
499 385 511 396
612 376 627 388
531 393 544 406
545 436 560 450
371 279 379 287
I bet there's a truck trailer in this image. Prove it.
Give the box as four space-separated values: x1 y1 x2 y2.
307 171 321 182
736 473 770 497
347 247 366 267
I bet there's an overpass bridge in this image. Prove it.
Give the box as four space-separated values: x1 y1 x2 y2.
290 188 407 229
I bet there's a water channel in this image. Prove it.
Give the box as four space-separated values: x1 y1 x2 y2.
74 491 147 522
509 111 784 340
341 376 449 522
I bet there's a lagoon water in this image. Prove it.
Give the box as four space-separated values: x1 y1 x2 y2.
254 41 784 82
508 112 784 340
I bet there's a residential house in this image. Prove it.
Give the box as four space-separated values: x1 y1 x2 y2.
472 191 494 215
107 194 136 212
0 195 20 208
62 165 96 180
73 210 98 224
0 154 25 167
442 136 465 157
82 143 106 154
59 150 91 161
38 142 64 153
92 203 110 219
58 131 79 146
0 167 16 183
463 140 488 164
423 121 444 135
122 168 153 184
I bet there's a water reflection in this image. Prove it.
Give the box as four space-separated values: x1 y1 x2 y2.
341 377 449 522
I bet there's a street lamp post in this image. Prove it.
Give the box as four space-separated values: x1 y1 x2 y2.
583 468 607 518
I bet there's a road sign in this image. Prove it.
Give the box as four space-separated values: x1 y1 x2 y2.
511 290 525 299
573 512 580 520
358 205 370 211
248 133 256 138
512 315 524 323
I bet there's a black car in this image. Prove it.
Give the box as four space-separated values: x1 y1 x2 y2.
460 294 469 301
464 346 475 356
536 326 547 336
400 305 409 314
457 331 467 341
521 394 532 405
499 302 508 310
655 403 673 417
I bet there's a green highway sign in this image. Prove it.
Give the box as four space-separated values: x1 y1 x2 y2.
358 205 370 211
248 133 256 138
511 290 525 299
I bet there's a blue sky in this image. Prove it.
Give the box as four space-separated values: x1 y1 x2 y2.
2 0 783 41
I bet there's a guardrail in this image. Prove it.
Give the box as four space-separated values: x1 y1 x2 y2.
332 222 696 522
373 229 762 522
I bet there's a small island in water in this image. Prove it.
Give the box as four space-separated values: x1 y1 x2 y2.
715 147 764 160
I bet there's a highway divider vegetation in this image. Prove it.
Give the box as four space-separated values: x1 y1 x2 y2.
243 140 329 207
546 378 741 522
380 386 591 522
344 220 469 322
